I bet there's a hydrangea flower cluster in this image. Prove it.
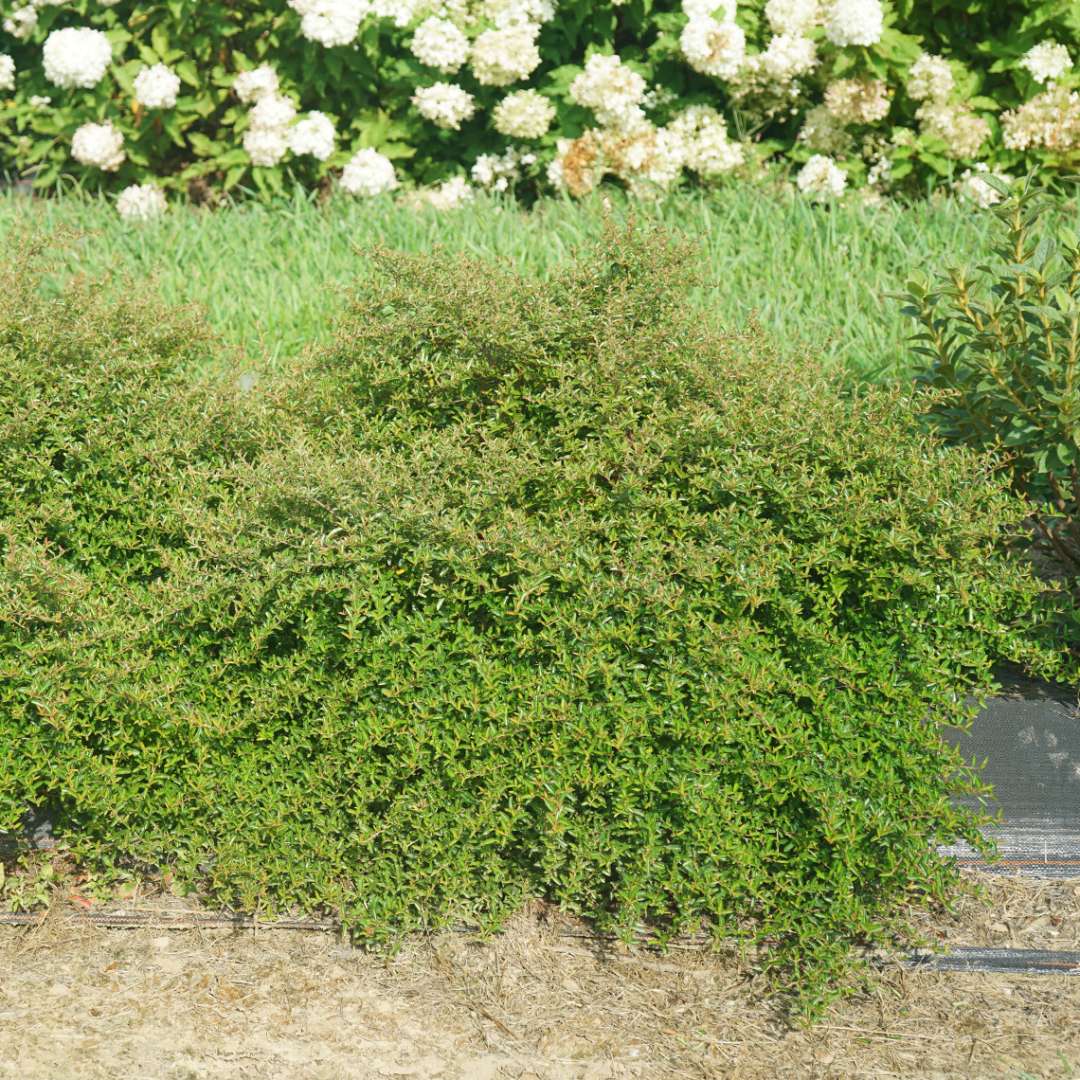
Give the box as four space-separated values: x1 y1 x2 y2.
43 26 111 89
410 16 469 74
116 183 167 220
797 153 846 198
471 145 535 191
492 87 555 138
412 81 477 128
134 64 180 110
288 0 367 48
907 53 953 103
822 0 883 48
2 1 1079 216
569 53 647 129
340 147 399 195
71 121 125 171
824 78 889 125
234 65 279 104
680 14 746 80
765 0 818 36
288 110 336 160
469 24 541 85
668 105 744 176
953 164 1011 209
244 90 298 166
1002 85 1080 152
1020 41 1072 86
905 51 988 160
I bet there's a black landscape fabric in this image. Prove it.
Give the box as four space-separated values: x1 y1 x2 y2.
904 947 1080 975
938 666 1080 878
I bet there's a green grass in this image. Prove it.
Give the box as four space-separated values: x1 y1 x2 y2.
0 183 998 380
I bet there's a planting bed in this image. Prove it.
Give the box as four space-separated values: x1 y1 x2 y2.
3 873 1080 1080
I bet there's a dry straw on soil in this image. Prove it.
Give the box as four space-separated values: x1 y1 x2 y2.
2 871 1079 1079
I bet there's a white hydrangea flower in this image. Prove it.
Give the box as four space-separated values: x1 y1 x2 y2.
116 184 167 221
288 0 369 47
907 53 953 103
0 54 14 93
242 88 297 165
412 82 477 129
1001 86 1080 151
610 123 686 195
340 147 398 195
470 25 542 86
822 0 882 48
492 88 555 139
250 93 298 131
43 27 114 90
29 95 52 109
758 33 817 82
71 121 125 171
2 6 37 42
471 148 525 192
823 77 890 124
481 0 556 28
243 127 290 166
680 17 746 80
370 0 423 27
796 154 846 198
764 0 818 35
429 175 475 209
916 100 988 159
668 105 744 175
954 163 1011 209
569 53 647 129
410 16 470 74
288 111 336 160
1020 41 1072 85
550 122 687 198
406 175 474 210
134 63 181 109
234 65 279 104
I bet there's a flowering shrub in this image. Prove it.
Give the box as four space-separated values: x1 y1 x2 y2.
0 0 1078 211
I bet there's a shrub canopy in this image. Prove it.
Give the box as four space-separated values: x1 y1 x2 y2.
0 225 1073 1023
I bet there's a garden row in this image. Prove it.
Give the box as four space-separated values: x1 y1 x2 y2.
1 0 1079 214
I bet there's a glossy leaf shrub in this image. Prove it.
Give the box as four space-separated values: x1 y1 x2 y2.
903 176 1080 599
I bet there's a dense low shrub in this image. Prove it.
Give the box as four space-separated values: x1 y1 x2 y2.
0 224 1074 1024
1 0 1078 209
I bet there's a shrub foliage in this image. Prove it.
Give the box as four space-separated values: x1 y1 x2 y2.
903 176 1080 593
0 225 1072 1023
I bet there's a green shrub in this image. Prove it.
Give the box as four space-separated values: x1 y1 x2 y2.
902 176 1080 593
1 224 1073 1025
0 230 270 833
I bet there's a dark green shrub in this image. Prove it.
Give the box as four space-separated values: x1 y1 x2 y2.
1 224 1072 1025
902 177 1080 597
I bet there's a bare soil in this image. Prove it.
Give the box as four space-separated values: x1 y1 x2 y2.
2 872 1079 1080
